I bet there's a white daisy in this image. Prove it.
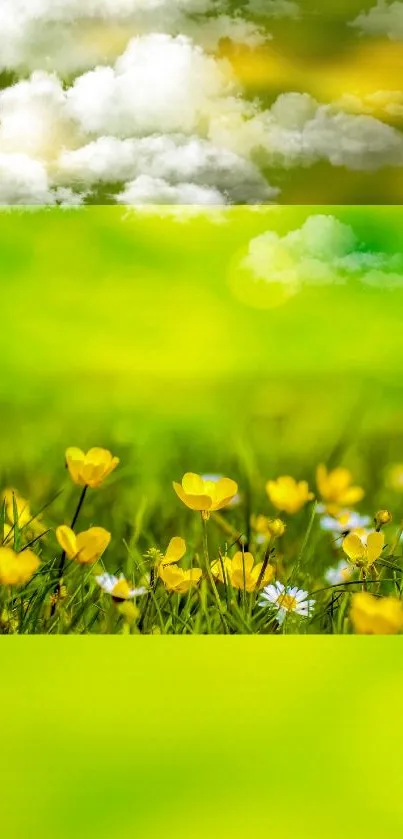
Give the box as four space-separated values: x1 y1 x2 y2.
95 573 147 600
260 581 315 625
324 560 354 586
319 510 371 535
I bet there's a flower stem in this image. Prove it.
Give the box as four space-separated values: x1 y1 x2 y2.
201 515 228 634
51 485 88 614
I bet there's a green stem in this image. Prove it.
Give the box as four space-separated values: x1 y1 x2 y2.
202 515 228 634
51 485 88 614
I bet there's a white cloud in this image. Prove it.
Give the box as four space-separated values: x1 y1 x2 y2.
57 135 276 203
210 92 403 170
65 34 235 137
351 1 403 41
0 30 403 204
185 14 268 50
0 72 71 160
115 175 224 204
0 1 266 75
236 215 403 302
0 153 84 204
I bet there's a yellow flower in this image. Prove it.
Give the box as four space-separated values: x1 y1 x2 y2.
65 447 119 488
266 476 314 515
375 509 392 528
316 464 364 512
350 592 403 635
211 551 274 592
159 565 202 594
56 525 111 565
173 473 238 516
3 489 31 527
2 488 44 535
0 547 40 586
342 531 384 569
158 536 186 568
251 515 286 542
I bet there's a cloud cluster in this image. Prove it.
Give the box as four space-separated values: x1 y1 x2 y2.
0 0 268 75
238 215 403 301
351 1 403 41
0 35 277 205
210 92 403 170
1 2 403 205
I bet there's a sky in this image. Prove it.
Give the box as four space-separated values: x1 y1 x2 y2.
0 1 402 204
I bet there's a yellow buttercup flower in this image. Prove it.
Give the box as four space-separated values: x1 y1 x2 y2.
158 537 186 568
316 464 364 513
350 592 403 635
211 551 274 592
56 525 111 565
3 489 31 527
342 530 384 570
251 515 286 542
0 547 40 586
2 488 44 535
159 565 202 594
266 476 314 515
173 473 238 517
65 447 119 489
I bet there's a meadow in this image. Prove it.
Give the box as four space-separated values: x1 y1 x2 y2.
2 205 403 634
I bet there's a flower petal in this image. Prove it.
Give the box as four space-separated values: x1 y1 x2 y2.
173 482 212 511
164 536 186 564
56 525 77 559
366 531 384 565
182 473 205 495
343 533 365 561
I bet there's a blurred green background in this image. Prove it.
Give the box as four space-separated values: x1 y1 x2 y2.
2 205 403 468
0 206 402 538
2 638 403 837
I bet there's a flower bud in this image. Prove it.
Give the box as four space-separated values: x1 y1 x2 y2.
375 510 392 528
267 518 286 539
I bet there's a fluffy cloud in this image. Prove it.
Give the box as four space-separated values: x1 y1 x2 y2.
64 34 235 137
0 0 267 75
351 2 403 41
1 27 403 204
58 135 276 203
210 92 403 170
236 215 403 302
0 153 83 205
115 175 224 204
0 36 277 205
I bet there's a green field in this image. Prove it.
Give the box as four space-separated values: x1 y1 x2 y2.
1 206 403 633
